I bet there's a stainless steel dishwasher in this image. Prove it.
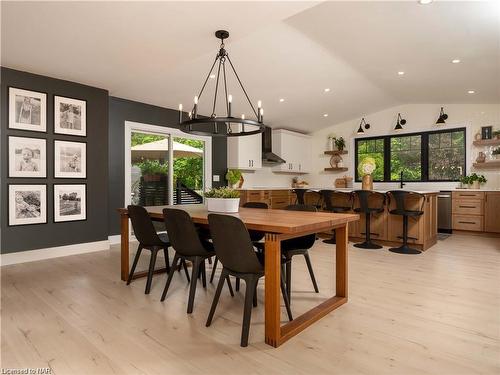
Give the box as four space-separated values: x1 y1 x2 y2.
438 191 452 233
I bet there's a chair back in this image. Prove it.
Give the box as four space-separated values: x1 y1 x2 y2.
320 190 353 212
353 190 385 212
283 204 317 249
162 208 207 256
127 205 163 246
304 191 323 208
293 189 308 204
386 190 425 213
243 202 268 209
208 214 263 274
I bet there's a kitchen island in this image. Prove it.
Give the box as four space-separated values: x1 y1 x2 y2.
238 188 438 251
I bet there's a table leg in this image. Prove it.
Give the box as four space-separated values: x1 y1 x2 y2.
264 233 281 347
335 224 348 298
120 213 129 281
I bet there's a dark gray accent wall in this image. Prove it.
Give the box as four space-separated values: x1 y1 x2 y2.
108 97 227 236
1 67 109 253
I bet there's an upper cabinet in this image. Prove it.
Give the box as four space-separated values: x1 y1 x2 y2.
227 124 262 170
272 129 311 174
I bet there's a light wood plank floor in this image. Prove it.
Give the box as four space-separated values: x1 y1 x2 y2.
1 234 499 375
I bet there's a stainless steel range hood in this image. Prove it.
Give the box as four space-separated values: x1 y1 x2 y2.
262 126 286 164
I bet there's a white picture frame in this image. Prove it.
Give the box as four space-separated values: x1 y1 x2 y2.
8 136 47 178
54 184 87 222
8 184 47 226
9 87 47 132
54 140 87 178
54 96 87 136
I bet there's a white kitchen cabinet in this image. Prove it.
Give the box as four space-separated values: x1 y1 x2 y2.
272 129 311 173
227 124 262 170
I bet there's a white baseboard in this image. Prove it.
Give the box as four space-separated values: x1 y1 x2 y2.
1 240 110 266
108 235 122 245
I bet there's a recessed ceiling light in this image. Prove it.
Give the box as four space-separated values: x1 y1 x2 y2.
324 88 331 92
451 59 461 64
209 74 216 79
398 71 405 76
468 90 475 94
323 114 328 117
279 98 285 102
418 0 433 4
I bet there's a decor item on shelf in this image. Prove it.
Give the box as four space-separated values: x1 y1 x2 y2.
358 157 376 190
492 147 500 160
335 136 346 151
225 169 243 188
330 153 343 168
467 173 487 189
481 126 492 140
493 130 500 140
205 187 240 213
327 135 336 151
334 178 347 188
356 118 370 134
8 87 47 132
345 176 353 188
394 113 406 131
178 30 265 137
476 152 486 163
292 176 309 188
474 132 482 141
137 159 168 182
436 107 448 124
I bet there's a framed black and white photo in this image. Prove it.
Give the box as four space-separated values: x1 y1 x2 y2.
54 96 86 136
54 184 86 222
8 87 47 132
54 140 86 178
8 184 47 226
8 136 47 178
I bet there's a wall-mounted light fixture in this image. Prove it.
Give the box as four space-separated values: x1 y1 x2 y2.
394 113 406 131
356 118 371 134
436 107 448 124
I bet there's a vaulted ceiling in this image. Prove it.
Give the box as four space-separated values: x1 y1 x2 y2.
2 1 499 133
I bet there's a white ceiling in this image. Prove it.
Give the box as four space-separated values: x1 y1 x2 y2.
2 1 499 133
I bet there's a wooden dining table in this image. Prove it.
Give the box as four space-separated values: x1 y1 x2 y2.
118 204 359 347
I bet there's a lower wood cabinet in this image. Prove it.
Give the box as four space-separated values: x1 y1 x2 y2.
451 191 500 233
452 214 484 232
484 192 500 233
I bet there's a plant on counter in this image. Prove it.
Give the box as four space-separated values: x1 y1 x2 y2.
334 136 346 151
462 173 487 189
460 175 471 188
358 157 376 177
492 130 500 139
225 169 243 188
204 187 240 199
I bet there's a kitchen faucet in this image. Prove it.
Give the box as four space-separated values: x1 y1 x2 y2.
400 171 406 189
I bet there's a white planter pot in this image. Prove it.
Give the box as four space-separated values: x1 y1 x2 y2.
206 198 240 213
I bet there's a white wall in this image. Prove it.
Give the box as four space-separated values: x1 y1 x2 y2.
241 167 296 188
308 103 500 190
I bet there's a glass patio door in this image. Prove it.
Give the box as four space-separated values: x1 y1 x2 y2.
172 136 205 205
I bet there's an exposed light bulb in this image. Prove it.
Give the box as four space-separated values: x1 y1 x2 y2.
179 104 183 111
257 100 262 108
241 114 245 119
194 96 198 104
228 94 232 103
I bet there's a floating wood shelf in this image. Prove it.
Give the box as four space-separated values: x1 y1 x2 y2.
324 150 348 155
473 160 500 169
473 139 500 147
324 167 349 172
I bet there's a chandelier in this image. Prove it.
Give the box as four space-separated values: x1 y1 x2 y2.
178 30 265 137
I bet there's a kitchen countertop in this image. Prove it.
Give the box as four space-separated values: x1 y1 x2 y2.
238 187 440 194
452 189 500 192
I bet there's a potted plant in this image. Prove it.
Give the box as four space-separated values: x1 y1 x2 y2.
137 160 168 182
468 173 487 189
492 130 500 140
335 137 346 152
205 187 241 213
492 147 500 159
358 157 376 190
225 169 243 188
460 175 470 189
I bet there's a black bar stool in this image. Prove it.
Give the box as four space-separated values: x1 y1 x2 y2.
386 190 425 255
293 188 308 204
304 190 323 210
320 190 353 244
353 190 386 249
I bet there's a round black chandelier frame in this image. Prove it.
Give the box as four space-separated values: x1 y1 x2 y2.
179 30 266 137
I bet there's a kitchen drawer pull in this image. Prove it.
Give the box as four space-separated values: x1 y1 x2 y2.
458 221 477 224
460 194 476 197
459 205 476 208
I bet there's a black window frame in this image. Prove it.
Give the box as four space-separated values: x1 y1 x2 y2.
354 127 466 183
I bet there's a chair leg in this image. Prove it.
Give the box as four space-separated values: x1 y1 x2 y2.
201 260 207 288
206 269 227 327
241 276 258 347
161 253 179 302
285 260 292 302
187 257 201 314
253 282 258 307
303 251 319 293
145 249 158 294
236 277 240 292
163 247 170 272
280 274 293 321
209 257 218 283
182 259 190 282
126 245 143 285
226 276 234 297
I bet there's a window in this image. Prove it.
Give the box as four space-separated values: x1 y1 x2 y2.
355 128 466 182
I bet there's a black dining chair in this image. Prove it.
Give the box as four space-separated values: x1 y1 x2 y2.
161 208 233 314
386 190 425 255
281 204 320 302
320 190 353 244
352 190 386 249
126 205 174 294
206 213 292 347
293 188 308 204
